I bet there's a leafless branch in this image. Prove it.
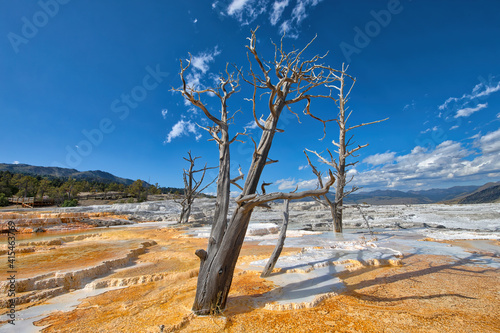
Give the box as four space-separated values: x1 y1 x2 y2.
236 170 335 210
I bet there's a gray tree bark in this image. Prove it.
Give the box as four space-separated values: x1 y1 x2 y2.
261 199 289 277
306 67 387 234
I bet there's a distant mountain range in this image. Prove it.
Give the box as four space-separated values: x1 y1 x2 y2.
2 163 499 204
327 182 500 205
0 163 137 185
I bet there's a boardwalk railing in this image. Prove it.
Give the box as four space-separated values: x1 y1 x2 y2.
8 197 55 208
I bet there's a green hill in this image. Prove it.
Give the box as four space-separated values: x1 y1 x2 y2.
0 163 136 185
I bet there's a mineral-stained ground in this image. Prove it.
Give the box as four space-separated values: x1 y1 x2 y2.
0 202 499 332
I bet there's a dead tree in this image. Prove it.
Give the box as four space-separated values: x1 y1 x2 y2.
260 199 290 277
306 67 387 233
191 28 342 315
176 151 216 224
175 61 244 253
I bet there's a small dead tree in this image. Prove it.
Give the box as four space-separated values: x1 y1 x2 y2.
191 28 342 315
306 67 387 233
175 61 244 252
176 151 216 224
261 199 290 277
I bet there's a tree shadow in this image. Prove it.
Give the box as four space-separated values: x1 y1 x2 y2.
346 290 476 303
226 252 497 315
343 253 497 292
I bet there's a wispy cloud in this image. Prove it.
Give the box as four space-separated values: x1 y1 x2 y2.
165 120 202 143
403 100 415 112
279 0 324 37
228 0 252 15
225 0 268 25
183 47 221 95
191 47 221 74
275 177 321 191
181 47 221 107
298 164 308 170
243 119 265 130
13 161 20 165
219 0 323 37
363 151 396 166
420 126 438 134
161 109 168 119
270 0 289 25
454 103 488 118
439 78 500 112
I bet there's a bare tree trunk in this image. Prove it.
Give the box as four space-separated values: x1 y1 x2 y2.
176 151 217 224
180 204 191 224
261 199 289 277
207 140 230 254
192 97 287 314
306 68 387 234
334 159 345 234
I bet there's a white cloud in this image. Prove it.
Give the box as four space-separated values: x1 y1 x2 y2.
454 103 488 118
13 161 20 165
472 80 500 99
270 0 289 25
403 100 415 112
221 0 322 36
226 0 268 24
275 174 332 191
298 165 308 170
296 178 320 190
274 131 500 191
165 120 201 143
439 96 459 111
244 119 265 130
161 109 168 119
279 20 298 38
279 0 323 37
191 47 221 74
477 128 500 154
230 190 242 197
349 135 500 190
439 78 500 110
275 178 296 190
182 47 221 95
228 0 252 15
420 126 438 134
193 18 198 23
450 125 459 130
497 112 500 119
363 151 396 166
291 0 307 23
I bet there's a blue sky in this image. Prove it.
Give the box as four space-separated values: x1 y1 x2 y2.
1 0 500 194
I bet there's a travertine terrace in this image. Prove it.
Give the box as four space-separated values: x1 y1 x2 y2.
0 200 499 332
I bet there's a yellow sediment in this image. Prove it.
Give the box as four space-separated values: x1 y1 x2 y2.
1 225 497 332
